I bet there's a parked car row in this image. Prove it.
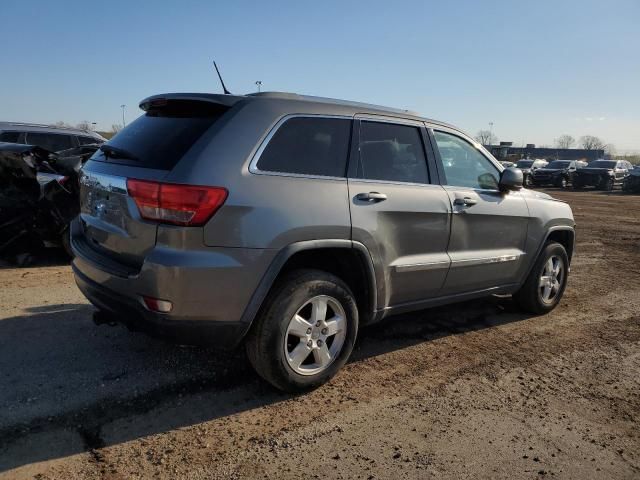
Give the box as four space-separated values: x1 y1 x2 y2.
509 157 637 191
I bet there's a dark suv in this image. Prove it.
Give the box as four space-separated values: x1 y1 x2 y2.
72 92 575 391
530 160 585 188
573 160 633 190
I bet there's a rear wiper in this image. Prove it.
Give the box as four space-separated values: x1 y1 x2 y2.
100 144 138 161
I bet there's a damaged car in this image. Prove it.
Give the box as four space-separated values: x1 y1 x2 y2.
0 142 99 264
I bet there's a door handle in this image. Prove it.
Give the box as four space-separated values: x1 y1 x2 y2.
453 197 477 207
356 192 387 202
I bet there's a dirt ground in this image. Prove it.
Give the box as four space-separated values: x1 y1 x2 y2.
0 189 638 480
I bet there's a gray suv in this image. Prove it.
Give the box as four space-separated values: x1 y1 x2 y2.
72 92 575 391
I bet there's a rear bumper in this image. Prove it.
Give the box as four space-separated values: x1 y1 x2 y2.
71 222 277 348
73 265 246 347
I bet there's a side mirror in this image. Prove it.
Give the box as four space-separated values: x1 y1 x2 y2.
499 167 523 191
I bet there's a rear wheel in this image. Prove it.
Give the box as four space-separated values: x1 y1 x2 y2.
514 242 568 314
245 269 358 392
61 227 73 258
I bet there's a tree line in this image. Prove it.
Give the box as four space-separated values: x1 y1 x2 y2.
475 131 614 155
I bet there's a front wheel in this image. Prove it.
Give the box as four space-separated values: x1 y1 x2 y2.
558 177 568 188
603 178 614 191
245 269 358 392
514 242 569 314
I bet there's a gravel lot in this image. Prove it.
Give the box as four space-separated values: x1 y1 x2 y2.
0 189 638 479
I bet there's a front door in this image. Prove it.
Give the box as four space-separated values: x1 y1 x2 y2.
348 118 452 309
430 127 529 295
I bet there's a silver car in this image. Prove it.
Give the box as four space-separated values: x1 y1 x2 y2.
0 122 106 150
72 92 575 391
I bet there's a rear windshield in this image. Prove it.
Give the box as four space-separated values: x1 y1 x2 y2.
516 160 533 168
93 100 226 170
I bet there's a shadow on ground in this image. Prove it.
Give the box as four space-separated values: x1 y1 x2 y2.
0 246 70 269
0 297 533 472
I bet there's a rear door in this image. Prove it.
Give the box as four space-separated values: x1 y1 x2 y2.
77 99 228 270
430 127 529 294
348 117 451 308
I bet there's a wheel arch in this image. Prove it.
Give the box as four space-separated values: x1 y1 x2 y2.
239 240 379 336
521 226 575 286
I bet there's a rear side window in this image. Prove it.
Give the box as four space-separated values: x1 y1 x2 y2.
356 121 429 184
25 133 74 152
0 131 21 143
94 100 227 170
257 117 351 177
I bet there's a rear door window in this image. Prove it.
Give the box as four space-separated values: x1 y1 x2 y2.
355 121 429 184
256 117 351 177
94 100 228 170
25 133 74 152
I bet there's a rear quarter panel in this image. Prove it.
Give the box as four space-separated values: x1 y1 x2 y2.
165 100 353 249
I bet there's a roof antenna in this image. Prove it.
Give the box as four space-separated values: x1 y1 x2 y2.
213 61 231 95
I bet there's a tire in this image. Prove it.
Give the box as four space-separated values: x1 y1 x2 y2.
61 227 73 258
604 178 614 191
558 177 568 188
245 269 359 392
572 182 582 190
514 242 569 315
524 175 532 187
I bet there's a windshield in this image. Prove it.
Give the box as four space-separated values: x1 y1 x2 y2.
547 161 572 169
516 160 533 168
589 160 617 169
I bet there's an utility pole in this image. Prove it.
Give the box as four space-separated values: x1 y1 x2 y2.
489 122 494 140
121 104 126 128
255 80 262 93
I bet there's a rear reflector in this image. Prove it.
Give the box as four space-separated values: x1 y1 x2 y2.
127 179 227 226
142 296 173 313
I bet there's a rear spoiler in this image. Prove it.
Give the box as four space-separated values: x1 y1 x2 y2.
139 93 246 111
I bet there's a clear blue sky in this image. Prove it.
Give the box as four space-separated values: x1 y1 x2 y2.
2 0 638 151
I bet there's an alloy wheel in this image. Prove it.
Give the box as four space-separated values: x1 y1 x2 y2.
539 255 564 304
283 295 347 376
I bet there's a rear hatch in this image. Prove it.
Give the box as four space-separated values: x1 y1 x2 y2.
77 98 231 272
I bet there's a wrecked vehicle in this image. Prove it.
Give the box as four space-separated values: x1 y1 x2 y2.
0 142 99 263
622 165 640 193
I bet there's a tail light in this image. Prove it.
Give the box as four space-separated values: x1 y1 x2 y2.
127 179 227 226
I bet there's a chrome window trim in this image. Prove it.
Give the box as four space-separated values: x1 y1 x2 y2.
248 113 353 181
355 113 425 127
